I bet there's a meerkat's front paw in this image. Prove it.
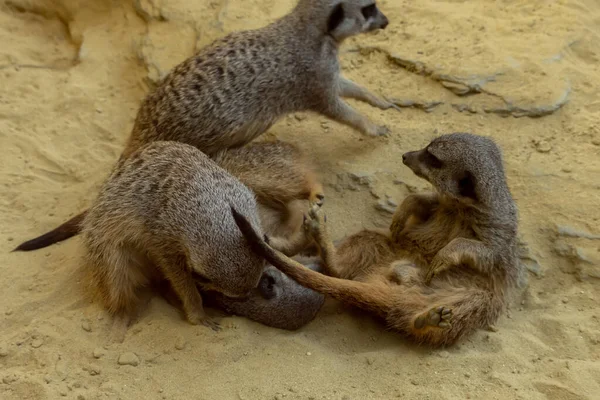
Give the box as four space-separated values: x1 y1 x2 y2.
309 184 325 207
303 203 327 241
187 310 221 331
201 318 222 332
425 257 453 284
381 96 402 112
365 124 390 137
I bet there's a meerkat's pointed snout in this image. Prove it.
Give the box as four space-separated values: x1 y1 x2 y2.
379 13 389 29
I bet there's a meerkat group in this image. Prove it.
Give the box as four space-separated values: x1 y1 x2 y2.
13 0 524 347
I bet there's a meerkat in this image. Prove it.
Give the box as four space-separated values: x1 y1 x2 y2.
232 133 522 347
81 140 321 334
13 0 394 252
177 261 326 331
124 0 396 160
14 141 323 253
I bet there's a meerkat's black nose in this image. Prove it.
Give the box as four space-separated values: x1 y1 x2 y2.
381 16 389 29
402 153 407 163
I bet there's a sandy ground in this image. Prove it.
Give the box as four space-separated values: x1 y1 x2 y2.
1 0 599 399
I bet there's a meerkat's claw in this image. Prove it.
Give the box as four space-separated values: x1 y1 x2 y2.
425 261 452 284
383 96 402 112
376 125 391 137
202 318 222 332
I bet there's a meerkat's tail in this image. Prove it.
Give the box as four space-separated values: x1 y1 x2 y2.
231 206 393 317
13 210 88 252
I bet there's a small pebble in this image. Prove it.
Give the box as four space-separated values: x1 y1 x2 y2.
118 352 140 367
81 320 92 332
437 350 450 358
0 344 8 357
88 364 101 376
562 298 568 304
31 338 44 348
464 372 471 378
306 352 312 356
5 309 13 316
175 336 186 350
93 347 105 359
44 375 52 384
58 383 68 396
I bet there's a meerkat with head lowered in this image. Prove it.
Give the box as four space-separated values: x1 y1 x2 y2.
82 140 323 334
14 0 392 253
233 133 522 347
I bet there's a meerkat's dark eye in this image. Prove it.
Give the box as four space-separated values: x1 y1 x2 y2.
421 148 443 169
361 4 377 19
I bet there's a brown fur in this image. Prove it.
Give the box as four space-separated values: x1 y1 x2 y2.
81 141 320 337
233 133 521 347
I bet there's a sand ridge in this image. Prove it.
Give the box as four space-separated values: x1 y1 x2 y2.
1 0 599 399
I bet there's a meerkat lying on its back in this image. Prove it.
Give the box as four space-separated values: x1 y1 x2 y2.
81 141 316 334
233 133 522 347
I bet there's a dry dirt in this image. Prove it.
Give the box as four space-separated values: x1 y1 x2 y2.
1 0 599 399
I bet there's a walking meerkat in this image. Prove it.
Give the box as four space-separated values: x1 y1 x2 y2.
81 140 320 332
14 141 323 253
232 133 522 347
13 0 394 252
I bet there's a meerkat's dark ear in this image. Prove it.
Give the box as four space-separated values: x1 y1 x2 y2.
258 271 277 300
457 171 477 200
327 3 345 33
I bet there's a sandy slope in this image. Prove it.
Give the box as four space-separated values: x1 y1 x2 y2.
1 0 599 399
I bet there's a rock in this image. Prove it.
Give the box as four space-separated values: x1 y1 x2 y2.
118 352 140 366
93 347 105 359
556 225 600 240
44 375 52 384
31 338 44 348
437 350 450 358
87 364 101 376
81 320 92 332
0 344 8 357
175 336 186 350
532 139 552 153
348 171 374 187
375 200 396 214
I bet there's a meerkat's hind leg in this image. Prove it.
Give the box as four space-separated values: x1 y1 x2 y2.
153 252 221 331
321 97 390 137
414 306 453 329
106 313 131 345
338 77 400 111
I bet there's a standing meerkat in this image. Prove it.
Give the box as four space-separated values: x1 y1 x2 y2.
13 0 394 252
233 133 522 347
14 141 324 252
82 140 318 333
125 0 396 159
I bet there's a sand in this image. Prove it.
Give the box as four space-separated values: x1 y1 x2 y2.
1 0 599 399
